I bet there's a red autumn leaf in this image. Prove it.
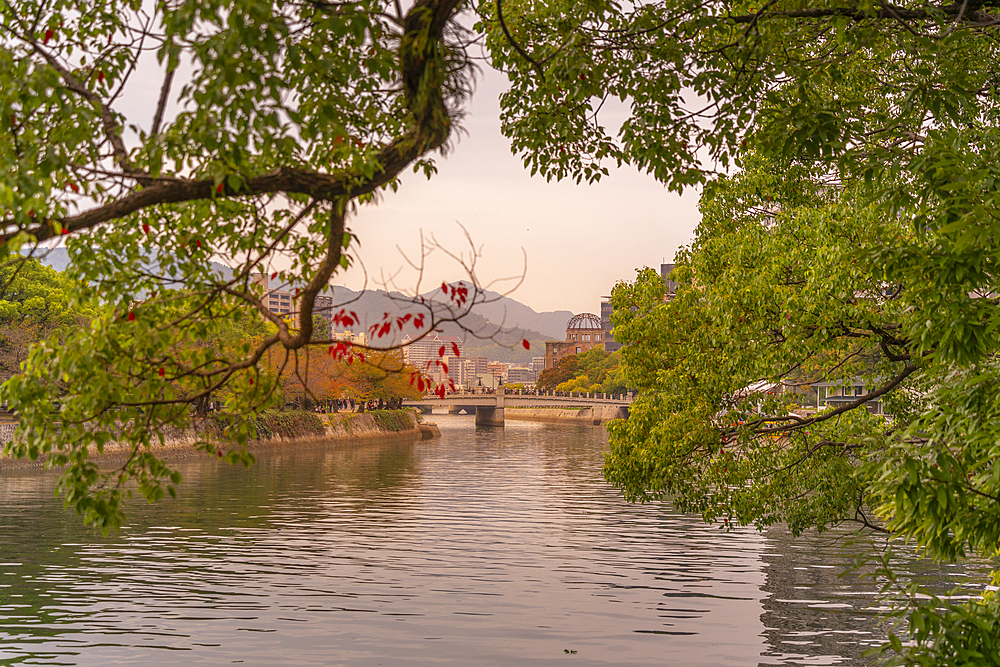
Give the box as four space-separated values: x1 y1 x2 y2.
195 239 202 249
158 367 165 377
358 353 365 363
442 362 448 374
216 183 224 194
436 385 446 399
249 378 254 385
68 182 79 193
142 224 149 235
438 345 446 357
448 379 456 391
97 70 104 83
43 29 53 44
409 373 416 387
271 272 277 280
451 342 460 357
127 311 136 322
417 377 425 392
61 227 69 235
522 339 530 350
441 282 448 294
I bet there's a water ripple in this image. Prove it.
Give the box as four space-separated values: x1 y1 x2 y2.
0 415 993 666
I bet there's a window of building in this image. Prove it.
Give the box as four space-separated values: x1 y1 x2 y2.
596 334 601 341
583 334 590 341
575 347 581 354
854 386 863 396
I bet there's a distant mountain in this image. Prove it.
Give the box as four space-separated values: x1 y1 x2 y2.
24 247 236 281
418 287 574 340
329 285 552 364
24 250 565 363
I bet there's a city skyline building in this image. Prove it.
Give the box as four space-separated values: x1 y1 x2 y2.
600 298 621 353
401 334 464 375
254 273 335 323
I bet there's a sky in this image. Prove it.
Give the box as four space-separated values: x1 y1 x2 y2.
338 67 702 315
56 24 702 318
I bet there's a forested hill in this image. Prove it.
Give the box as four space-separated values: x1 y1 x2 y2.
421 288 573 341
328 286 554 364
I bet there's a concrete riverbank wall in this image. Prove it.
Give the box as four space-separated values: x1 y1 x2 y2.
0 410 429 471
505 405 627 425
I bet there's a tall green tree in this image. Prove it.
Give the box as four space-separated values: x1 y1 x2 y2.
0 258 98 378
487 2 1000 663
0 0 483 530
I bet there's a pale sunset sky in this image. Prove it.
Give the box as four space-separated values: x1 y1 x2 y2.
68 35 701 317
339 67 702 315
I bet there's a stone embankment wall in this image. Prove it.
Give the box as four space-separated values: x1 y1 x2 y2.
505 405 627 425
0 410 426 471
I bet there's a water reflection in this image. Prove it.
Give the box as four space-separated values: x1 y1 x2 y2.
0 416 993 666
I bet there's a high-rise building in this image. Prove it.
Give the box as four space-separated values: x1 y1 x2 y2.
465 356 488 376
660 263 678 299
600 298 621 352
531 356 545 374
486 361 507 385
506 367 536 385
255 273 335 322
402 334 464 374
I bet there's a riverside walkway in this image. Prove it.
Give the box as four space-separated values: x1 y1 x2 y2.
403 391 632 427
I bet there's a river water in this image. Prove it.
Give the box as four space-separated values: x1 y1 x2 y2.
0 415 993 666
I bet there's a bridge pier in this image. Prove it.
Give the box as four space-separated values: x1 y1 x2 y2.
475 406 505 427
475 392 505 427
448 405 464 415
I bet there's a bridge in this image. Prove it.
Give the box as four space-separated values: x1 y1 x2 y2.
403 391 632 427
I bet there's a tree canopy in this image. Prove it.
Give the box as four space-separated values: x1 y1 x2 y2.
0 0 488 530
537 347 625 394
489 2 1000 663
0 257 98 379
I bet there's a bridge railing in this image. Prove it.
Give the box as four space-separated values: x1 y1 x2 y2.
409 389 632 403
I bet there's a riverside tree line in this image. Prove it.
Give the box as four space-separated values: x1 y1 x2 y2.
0 259 422 411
